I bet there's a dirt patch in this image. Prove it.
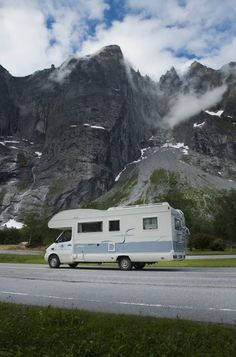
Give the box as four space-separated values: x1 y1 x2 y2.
0 244 26 250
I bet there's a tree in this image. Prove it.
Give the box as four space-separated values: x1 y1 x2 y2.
213 190 236 243
21 213 59 247
0 228 22 244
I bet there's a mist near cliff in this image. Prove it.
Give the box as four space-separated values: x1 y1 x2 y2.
163 85 227 127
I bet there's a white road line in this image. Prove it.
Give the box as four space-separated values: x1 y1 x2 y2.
1 290 236 313
1 291 29 296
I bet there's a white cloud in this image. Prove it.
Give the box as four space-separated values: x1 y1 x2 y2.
127 0 236 35
0 4 50 75
163 85 227 127
0 0 108 76
0 0 235 78
79 0 236 79
202 38 236 69
80 15 195 80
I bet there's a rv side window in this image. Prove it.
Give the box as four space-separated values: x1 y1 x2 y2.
78 221 103 233
175 218 181 230
109 220 120 231
143 217 158 230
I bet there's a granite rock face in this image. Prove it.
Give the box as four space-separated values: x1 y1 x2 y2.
0 46 236 223
0 46 155 221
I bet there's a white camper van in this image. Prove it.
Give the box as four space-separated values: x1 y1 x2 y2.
45 203 189 270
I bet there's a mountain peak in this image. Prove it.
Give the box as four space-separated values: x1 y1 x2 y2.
187 61 216 78
93 44 123 60
159 66 181 91
220 61 236 75
160 66 178 81
190 61 204 69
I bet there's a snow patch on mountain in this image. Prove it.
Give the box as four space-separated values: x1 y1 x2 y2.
162 142 189 155
83 124 106 130
205 110 223 117
35 152 42 158
193 121 205 128
115 147 150 182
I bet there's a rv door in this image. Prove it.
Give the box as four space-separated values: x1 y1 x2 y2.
54 230 73 263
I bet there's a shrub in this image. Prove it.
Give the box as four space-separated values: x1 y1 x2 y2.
213 190 236 243
187 233 214 250
20 213 60 247
0 228 22 245
209 238 226 251
16 152 27 168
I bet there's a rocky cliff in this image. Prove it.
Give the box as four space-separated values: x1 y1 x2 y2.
0 45 236 224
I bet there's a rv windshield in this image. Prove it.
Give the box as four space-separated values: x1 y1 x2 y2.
55 230 71 243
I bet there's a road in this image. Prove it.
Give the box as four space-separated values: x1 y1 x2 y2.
0 264 235 324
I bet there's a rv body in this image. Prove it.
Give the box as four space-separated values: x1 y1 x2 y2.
45 203 188 270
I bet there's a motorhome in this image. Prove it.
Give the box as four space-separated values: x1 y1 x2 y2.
45 203 189 270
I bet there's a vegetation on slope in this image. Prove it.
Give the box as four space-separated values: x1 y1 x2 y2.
0 302 235 356
144 169 236 250
0 169 235 250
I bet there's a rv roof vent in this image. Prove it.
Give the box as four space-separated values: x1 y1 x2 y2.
107 202 169 211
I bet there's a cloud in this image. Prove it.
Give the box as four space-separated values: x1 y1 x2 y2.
49 57 78 83
163 85 227 127
80 0 236 79
0 0 236 78
0 0 108 76
80 15 194 80
202 38 236 70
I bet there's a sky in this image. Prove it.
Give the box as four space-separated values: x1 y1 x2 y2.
0 0 236 79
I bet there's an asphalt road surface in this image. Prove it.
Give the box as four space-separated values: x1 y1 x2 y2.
0 264 235 324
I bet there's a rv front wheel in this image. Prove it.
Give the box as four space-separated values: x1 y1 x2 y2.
48 255 60 268
118 257 132 271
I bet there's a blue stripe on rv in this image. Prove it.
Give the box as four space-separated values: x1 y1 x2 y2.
74 240 184 254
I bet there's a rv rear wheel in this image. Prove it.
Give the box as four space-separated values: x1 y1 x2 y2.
118 257 132 271
69 263 78 268
48 255 60 268
133 262 146 270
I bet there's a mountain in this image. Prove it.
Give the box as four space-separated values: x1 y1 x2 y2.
0 45 236 225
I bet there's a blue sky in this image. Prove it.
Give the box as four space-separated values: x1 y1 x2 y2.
0 0 236 78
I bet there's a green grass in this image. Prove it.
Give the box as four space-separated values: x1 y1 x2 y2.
150 169 180 187
0 254 236 267
0 302 235 357
82 173 138 210
0 254 44 264
156 258 236 267
187 249 236 255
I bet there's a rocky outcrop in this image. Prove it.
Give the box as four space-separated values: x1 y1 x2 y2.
0 45 156 221
0 45 236 223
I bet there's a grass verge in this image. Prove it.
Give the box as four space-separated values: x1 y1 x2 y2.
0 254 44 264
0 302 235 356
0 254 236 267
187 249 236 255
156 258 236 267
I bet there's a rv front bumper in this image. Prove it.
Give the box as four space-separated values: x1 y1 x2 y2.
44 251 50 262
